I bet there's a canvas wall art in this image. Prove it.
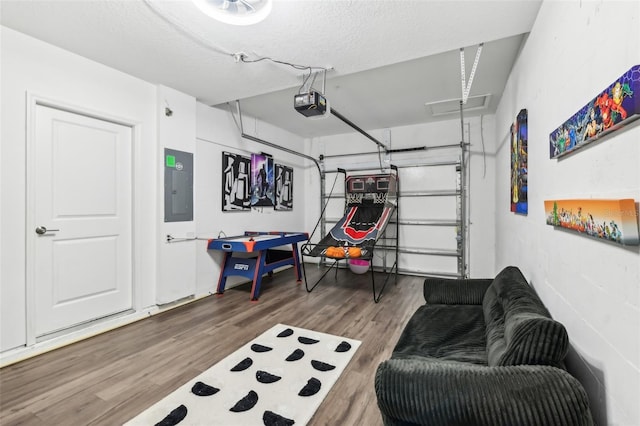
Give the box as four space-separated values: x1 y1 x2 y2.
549 64 640 158
544 199 639 246
274 164 294 210
511 109 528 214
251 153 274 207
222 152 251 211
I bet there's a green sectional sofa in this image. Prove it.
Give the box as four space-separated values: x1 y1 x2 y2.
375 266 593 426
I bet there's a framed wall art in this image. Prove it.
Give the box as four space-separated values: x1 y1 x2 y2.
222 151 251 211
251 153 274 207
511 109 528 214
549 64 640 158
544 199 639 246
274 164 293 210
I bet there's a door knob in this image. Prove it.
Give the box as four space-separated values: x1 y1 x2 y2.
35 226 59 235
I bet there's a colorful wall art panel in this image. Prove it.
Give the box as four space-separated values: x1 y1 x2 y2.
274 164 294 210
549 64 640 158
222 152 251 211
251 153 274 207
511 109 528 214
544 199 639 246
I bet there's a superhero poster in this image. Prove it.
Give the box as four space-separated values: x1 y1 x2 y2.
510 109 528 214
549 65 640 158
544 199 639 246
250 153 274 207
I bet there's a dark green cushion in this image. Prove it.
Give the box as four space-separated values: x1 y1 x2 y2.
423 277 493 304
392 304 487 365
483 266 568 367
375 359 594 426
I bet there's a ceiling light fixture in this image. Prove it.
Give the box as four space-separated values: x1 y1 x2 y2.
191 0 272 25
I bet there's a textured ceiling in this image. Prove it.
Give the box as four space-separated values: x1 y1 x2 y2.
0 0 542 138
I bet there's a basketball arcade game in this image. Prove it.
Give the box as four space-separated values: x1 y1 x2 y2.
301 166 399 303
207 231 309 301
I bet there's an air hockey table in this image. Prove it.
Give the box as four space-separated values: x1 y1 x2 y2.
207 231 309 301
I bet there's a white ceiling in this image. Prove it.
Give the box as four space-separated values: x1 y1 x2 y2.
0 0 542 138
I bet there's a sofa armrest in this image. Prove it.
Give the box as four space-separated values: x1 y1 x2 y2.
423 278 493 304
375 357 593 426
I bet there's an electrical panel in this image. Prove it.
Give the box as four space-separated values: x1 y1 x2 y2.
164 148 193 222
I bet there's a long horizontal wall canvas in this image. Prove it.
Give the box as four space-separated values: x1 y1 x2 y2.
544 199 639 246
549 64 640 158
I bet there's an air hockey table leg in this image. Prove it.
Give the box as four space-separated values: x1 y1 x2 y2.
216 251 232 297
250 251 266 302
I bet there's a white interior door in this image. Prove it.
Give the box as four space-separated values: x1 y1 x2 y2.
32 104 133 337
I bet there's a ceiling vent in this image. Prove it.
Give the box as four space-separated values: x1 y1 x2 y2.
425 94 491 117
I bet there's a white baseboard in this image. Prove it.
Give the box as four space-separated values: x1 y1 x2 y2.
0 292 214 367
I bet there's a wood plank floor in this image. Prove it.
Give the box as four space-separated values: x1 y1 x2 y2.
0 265 425 425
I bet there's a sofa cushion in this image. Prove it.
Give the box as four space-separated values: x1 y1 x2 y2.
375 360 594 426
423 277 493 304
483 283 507 365
483 266 569 367
500 313 569 366
393 304 487 365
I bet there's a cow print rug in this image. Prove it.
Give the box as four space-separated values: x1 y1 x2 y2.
124 324 361 425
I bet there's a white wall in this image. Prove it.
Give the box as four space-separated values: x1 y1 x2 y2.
306 115 496 278
157 86 197 304
0 26 158 353
494 1 640 424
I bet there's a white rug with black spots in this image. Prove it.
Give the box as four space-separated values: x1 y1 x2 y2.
125 323 361 426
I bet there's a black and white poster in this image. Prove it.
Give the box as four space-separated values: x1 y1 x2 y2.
274 164 293 210
222 151 251 211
